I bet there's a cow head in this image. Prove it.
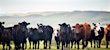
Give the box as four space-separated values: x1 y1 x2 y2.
19 21 30 25
106 24 110 30
72 23 83 34
19 21 30 27
92 23 102 36
18 21 30 32
37 23 45 33
58 23 69 33
92 23 101 31
0 22 5 26
92 23 100 27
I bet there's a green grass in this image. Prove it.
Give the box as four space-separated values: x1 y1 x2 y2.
0 36 110 50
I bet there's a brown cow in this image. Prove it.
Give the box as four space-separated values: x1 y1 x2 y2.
72 23 91 49
104 24 110 48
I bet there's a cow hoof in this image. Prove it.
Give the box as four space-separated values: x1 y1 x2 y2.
94 46 95 48
33 47 34 49
44 47 47 49
106 46 108 48
49 47 51 49
57 46 59 49
91 46 92 48
82 47 84 49
71 47 72 48
9 47 12 49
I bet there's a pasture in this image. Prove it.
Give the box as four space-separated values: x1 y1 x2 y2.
0 34 110 50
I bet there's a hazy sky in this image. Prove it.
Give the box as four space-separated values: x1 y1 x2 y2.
0 0 110 14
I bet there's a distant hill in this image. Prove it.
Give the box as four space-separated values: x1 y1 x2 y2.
0 11 110 17
0 11 110 28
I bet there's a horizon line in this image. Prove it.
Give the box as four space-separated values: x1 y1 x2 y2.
0 10 110 15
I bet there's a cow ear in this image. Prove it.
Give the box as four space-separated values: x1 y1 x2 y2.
68 24 70 27
37 24 40 27
92 23 96 26
106 24 109 26
72 26 75 28
19 23 22 25
88 24 91 27
80 24 83 28
2 22 5 24
13 25 18 28
58 24 62 26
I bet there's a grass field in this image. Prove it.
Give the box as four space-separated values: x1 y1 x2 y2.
0 35 110 50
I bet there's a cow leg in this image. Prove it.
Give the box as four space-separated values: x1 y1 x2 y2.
43 41 45 49
66 40 70 48
94 40 96 48
49 40 52 49
97 40 99 48
106 40 109 48
45 41 47 49
57 41 60 49
2 42 5 50
29 41 31 49
55 36 60 49
37 41 39 49
35 42 37 49
14 42 19 50
14 43 17 49
90 40 92 48
7 42 11 50
74 41 76 48
44 40 47 49
62 41 65 50
85 41 88 48
98 40 101 48
25 42 27 49
66 41 68 48
82 41 85 49
22 43 24 50
77 41 80 49
71 41 73 48
16 43 20 49
33 42 35 49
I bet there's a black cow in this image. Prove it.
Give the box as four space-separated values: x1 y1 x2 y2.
1 27 12 50
28 28 40 49
56 23 71 50
37 24 54 49
12 21 30 50
0 22 5 43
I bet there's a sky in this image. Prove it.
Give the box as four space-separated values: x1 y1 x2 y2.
0 0 110 14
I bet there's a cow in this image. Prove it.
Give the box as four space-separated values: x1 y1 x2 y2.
37 24 54 49
54 29 60 49
28 28 40 49
12 21 30 50
104 24 110 48
72 23 91 49
0 22 5 44
91 23 104 48
56 23 71 50
1 27 12 50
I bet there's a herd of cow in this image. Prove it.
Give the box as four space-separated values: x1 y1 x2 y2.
0 21 110 50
